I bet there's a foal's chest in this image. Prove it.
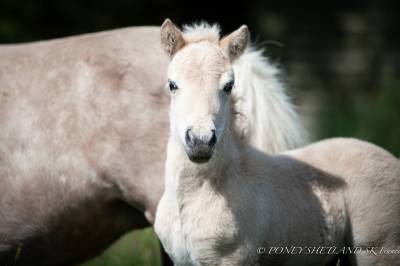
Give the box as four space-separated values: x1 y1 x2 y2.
156 190 238 265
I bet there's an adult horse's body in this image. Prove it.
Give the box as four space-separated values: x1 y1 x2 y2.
0 26 304 265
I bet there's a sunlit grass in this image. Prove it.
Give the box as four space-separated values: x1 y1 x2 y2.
81 228 161 266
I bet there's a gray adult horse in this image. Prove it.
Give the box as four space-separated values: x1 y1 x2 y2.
0 24 305 265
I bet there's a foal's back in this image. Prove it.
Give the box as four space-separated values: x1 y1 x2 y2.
285 138 400 265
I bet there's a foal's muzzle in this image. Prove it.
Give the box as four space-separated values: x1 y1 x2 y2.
185 128 217 163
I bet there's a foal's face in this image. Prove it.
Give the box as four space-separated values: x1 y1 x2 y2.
161 19 249 163
168 43 234 163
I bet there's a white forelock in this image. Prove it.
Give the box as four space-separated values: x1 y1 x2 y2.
182 22 221 43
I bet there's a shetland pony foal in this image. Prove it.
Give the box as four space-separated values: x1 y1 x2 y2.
155 19 400 266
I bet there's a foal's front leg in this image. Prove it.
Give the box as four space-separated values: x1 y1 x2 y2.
219 256 260 266
197 258 260 266
202 250 260 266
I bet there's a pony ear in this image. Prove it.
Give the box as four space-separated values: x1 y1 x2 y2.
220 25 249 61
160 19 186 57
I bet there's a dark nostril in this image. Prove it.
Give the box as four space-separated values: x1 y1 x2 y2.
185 128 193 146
209 129 217 147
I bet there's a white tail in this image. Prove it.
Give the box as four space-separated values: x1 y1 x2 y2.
232 47 307 153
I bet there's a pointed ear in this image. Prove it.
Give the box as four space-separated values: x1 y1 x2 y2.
160 19 186 57
220 25 249 61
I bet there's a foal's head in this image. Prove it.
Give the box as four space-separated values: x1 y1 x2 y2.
161 19 249 163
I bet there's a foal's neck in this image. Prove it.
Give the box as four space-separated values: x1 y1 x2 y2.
166 126 241 191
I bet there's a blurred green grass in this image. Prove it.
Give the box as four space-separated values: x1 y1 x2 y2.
81 228 161 266
317 78 400 157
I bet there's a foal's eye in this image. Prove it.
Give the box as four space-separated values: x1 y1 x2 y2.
168 80 178 92
223 80 234 93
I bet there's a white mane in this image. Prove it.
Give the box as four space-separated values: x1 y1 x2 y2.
232 47 307 152
181 22 306 153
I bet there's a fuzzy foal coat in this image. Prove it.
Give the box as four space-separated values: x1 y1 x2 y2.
157 135 400 266
155 22 400 266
